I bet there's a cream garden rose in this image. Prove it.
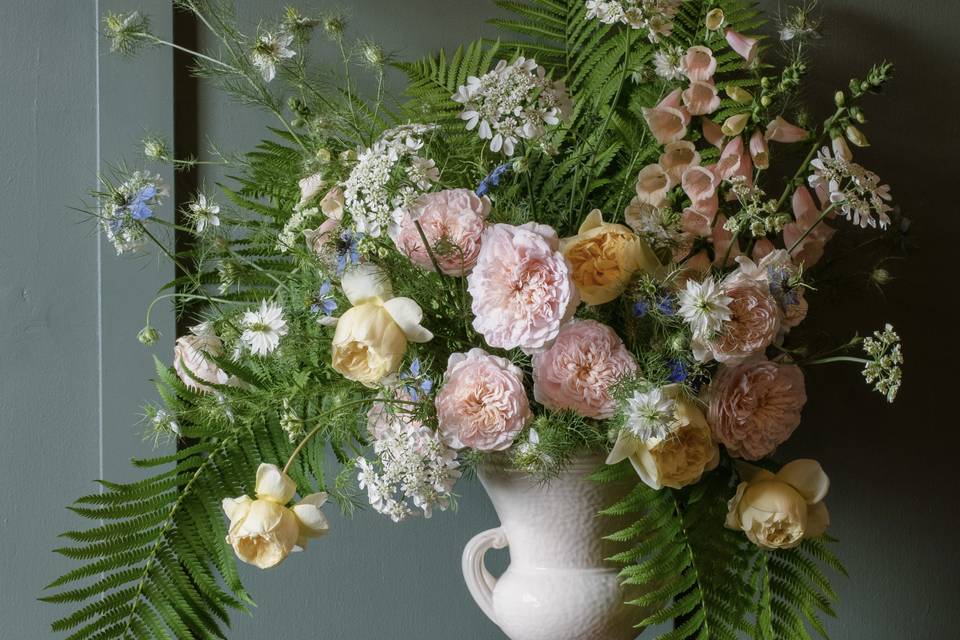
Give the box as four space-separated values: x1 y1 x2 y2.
606 385 720 490
725 459 830 549
561 209 661 306
331 264 433 386
173 323 233 392
222 463 330 569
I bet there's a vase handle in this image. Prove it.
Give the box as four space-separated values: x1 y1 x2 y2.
461 527 508 625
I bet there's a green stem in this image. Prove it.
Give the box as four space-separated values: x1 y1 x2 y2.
413 220 445 276
805 356 869 366
786 202 839 254
282 398 417 475
774 106 845 212
142 34 238 72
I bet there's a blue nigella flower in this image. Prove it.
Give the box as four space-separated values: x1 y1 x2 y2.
336 231 362 275
667 359 689 383
126 184 157 221
657 296 675 316
476 162 513 197
767 265 799 311
399 358 433 402
633 300 650 317
310 281 338 317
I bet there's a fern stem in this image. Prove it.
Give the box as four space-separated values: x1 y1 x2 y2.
281 398 417 476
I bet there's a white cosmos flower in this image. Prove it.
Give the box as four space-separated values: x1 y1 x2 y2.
678 276 733 340
625 387 678 441
241 301 288 356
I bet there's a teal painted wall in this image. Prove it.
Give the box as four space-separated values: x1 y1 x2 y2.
1 1 957 638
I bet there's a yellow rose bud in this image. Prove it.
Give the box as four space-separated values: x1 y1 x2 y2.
721 113 750 137
332 302 408 386
606 386 720 490
725 459 830 550
705 8 725 30
560 209 661 306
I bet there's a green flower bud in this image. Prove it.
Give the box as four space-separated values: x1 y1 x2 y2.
138 326 159 345
834 91 845 107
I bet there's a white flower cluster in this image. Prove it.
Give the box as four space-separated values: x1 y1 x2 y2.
101 171 167 255
356 404 460 522
652 45 686 80
625 387 678 441
342 124 440 237
585 0 685 42
452 57 572 156
861 323 903 402
277 206 319 252
809 147 893 229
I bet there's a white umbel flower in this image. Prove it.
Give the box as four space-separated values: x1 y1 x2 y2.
452 57 572 156
241 301 288 356
808 146 893 229
625 387 678 441
678 276 733 340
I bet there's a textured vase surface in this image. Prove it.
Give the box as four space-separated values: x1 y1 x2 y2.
461 454 645 640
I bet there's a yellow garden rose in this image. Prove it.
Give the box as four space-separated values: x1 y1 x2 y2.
330 264 433 387
725 459 830 550
222 464 330 569
560 209 661 305
606 385 720 490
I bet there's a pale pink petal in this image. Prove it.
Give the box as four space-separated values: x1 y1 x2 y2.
683 45 717 82
749 129 769 169
702 117 725 148
681 165 719 202
682 80 722 116
765 116 808 143
725 28 758 64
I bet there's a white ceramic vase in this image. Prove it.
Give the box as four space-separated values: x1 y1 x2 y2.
461 454 644 640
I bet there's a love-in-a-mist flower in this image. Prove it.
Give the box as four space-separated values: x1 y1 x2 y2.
726 459 830 549
532 320 638 419
468 223 578 352
101 171 167 255
331 264 433 387
607 384 720 490
250 31 296 82
222 463 329 569
435 348 531 452
187 193 220 233
241 301 288 356
678 276 733 341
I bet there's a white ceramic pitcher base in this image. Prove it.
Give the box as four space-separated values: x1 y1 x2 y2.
461 454 646 640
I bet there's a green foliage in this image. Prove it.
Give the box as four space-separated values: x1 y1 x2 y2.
600 462 844 640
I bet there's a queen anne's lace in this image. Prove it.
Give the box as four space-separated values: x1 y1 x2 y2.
356 403 460 522
341 124 440 237
808 147 893 229
453 58 572 156
585 0 685 42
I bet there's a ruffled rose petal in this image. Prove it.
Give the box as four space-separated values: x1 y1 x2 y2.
776 459 830 504
255 463 297 504
383 297 434 343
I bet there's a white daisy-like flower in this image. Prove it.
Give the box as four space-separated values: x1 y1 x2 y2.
187 193 220 233
240 300 288 356
678 276 733 340
625 387 677 441
250 31 296 83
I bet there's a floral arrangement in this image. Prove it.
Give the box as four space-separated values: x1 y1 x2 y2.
47 1 906 639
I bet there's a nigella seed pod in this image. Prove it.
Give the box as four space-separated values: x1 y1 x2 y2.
138 326 159 345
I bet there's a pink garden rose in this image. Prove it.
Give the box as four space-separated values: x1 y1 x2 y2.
391 189 490 276
532 319 637 419
693 274 780 364
435 348 531 451
707 357 807 460
468 223 579 353
174 326 232 392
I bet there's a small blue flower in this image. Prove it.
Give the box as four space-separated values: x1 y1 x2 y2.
336 231 362 275
633 300 650 317
476 162 513 197
400 358 433 402
657 296 675 316
126 184 157 221
310 281 338 316
667 359 688 383
767 266 799 310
